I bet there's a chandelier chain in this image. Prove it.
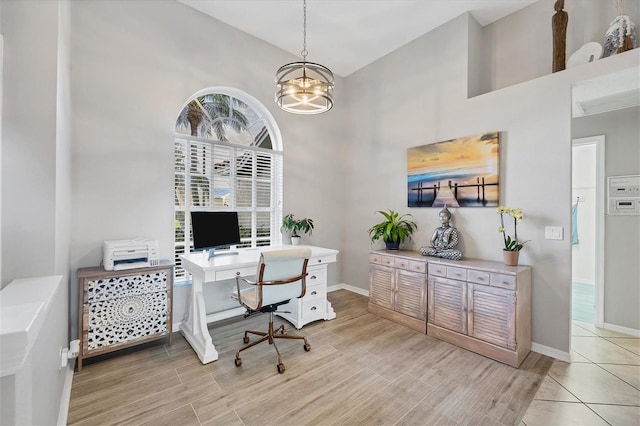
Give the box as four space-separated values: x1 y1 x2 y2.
301 0 308 60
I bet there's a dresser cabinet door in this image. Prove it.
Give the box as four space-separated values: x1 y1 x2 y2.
428 276 467 334
369 264 394 310
467 283 516 350
395 269 426 320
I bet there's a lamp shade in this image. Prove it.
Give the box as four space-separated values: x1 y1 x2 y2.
275 61 334 114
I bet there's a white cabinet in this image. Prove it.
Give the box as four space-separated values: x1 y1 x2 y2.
368 251 427 333
427 258 531 368
277 263 336 329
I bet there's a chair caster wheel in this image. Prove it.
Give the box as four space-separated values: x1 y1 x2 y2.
304 343 311 352
243 336 250 344
277 363 285 374
235 357 242 367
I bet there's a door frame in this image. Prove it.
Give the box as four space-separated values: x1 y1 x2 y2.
571 135 605 327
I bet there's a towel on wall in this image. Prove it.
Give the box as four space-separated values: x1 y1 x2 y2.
571 202 579 245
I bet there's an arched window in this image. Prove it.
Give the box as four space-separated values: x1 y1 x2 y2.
174 88 283 281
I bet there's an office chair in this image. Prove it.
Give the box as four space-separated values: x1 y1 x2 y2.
234 247 312 373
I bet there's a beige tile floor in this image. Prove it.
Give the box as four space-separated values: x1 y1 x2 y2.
521 321 640 425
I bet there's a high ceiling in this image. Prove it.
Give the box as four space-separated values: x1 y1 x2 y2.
179 0 538 77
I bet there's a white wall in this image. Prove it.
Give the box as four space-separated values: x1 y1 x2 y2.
68 0 346 336
1 0 59 285
573 107 640 330
0 0 72 423
342 7 640 354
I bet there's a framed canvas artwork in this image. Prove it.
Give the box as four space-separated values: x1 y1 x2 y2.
407 131 499 207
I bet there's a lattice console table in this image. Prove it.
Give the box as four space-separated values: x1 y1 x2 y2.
76 262 173 370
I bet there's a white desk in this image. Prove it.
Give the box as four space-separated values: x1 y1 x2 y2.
180 245 338 364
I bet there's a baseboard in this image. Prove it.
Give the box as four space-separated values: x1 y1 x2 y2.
531 342 571 363
603 322 640 337
57 359 76 426
327 283 369 297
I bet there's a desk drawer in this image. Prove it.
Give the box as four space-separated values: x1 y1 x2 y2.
305 283 326 300
311 255 336 266
301 296 327 320
307 266 327 286
215 266 256 281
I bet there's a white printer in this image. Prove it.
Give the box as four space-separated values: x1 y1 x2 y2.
103 238 160 271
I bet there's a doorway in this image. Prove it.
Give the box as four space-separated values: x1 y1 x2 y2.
571 136 605 327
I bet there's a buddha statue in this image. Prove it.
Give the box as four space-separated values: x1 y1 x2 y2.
420 205 462 260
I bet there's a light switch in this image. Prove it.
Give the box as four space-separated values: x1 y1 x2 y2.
545 226 564 240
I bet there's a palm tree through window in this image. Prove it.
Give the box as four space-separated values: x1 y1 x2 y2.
174 90 283 281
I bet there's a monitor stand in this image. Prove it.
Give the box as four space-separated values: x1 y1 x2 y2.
206 248 240 260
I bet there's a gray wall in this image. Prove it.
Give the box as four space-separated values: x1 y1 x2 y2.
486 0 640 92
573 107 640 330
341 5 639 355
68 0 346 335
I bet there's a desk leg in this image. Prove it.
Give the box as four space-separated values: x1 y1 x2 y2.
179 276 219 364
326 300 337 320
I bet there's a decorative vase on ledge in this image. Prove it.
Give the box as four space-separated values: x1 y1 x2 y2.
503 250 520 266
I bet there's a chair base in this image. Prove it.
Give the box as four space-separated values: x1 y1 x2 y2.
234 312 310 374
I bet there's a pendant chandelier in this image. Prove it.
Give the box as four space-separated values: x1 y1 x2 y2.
275 0 334 114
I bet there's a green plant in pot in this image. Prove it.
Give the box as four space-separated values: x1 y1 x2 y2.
368 210 417 250
282 214 314 245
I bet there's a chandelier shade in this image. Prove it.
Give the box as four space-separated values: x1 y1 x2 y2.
275 0 334 114
275 61 334 114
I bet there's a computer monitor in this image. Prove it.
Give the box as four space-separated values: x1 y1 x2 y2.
191 211 241 258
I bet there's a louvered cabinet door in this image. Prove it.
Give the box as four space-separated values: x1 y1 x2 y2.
395 269 427 320
468 284 516 350
369 264 394 310
428 276 467 334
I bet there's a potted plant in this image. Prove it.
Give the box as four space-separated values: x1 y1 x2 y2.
368 210 417 250
282 214 314 245
497 206 529 266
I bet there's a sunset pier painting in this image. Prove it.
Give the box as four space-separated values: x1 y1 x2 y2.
407 132 500 207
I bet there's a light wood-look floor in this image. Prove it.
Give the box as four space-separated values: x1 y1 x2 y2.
68 290 552 425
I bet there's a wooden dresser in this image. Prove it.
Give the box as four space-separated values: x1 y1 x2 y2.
427 258 531 367
77 262 173 370
368 250 427 333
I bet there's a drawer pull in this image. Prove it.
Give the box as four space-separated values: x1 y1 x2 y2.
310 306 317 311
128 307 134 314
317 259 322 263
478 277 485 281
236 272 240 276
311 291 317 296
310 275 317 280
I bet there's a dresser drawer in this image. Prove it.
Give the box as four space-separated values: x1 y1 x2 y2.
428 263 447 277
409 260 427 273
87 270 169 303
468 270 490 285
86 313 168 352
446 266 467 281
491 273 516 290
88 292 168 328
370 254 394 267
215 266 256 281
